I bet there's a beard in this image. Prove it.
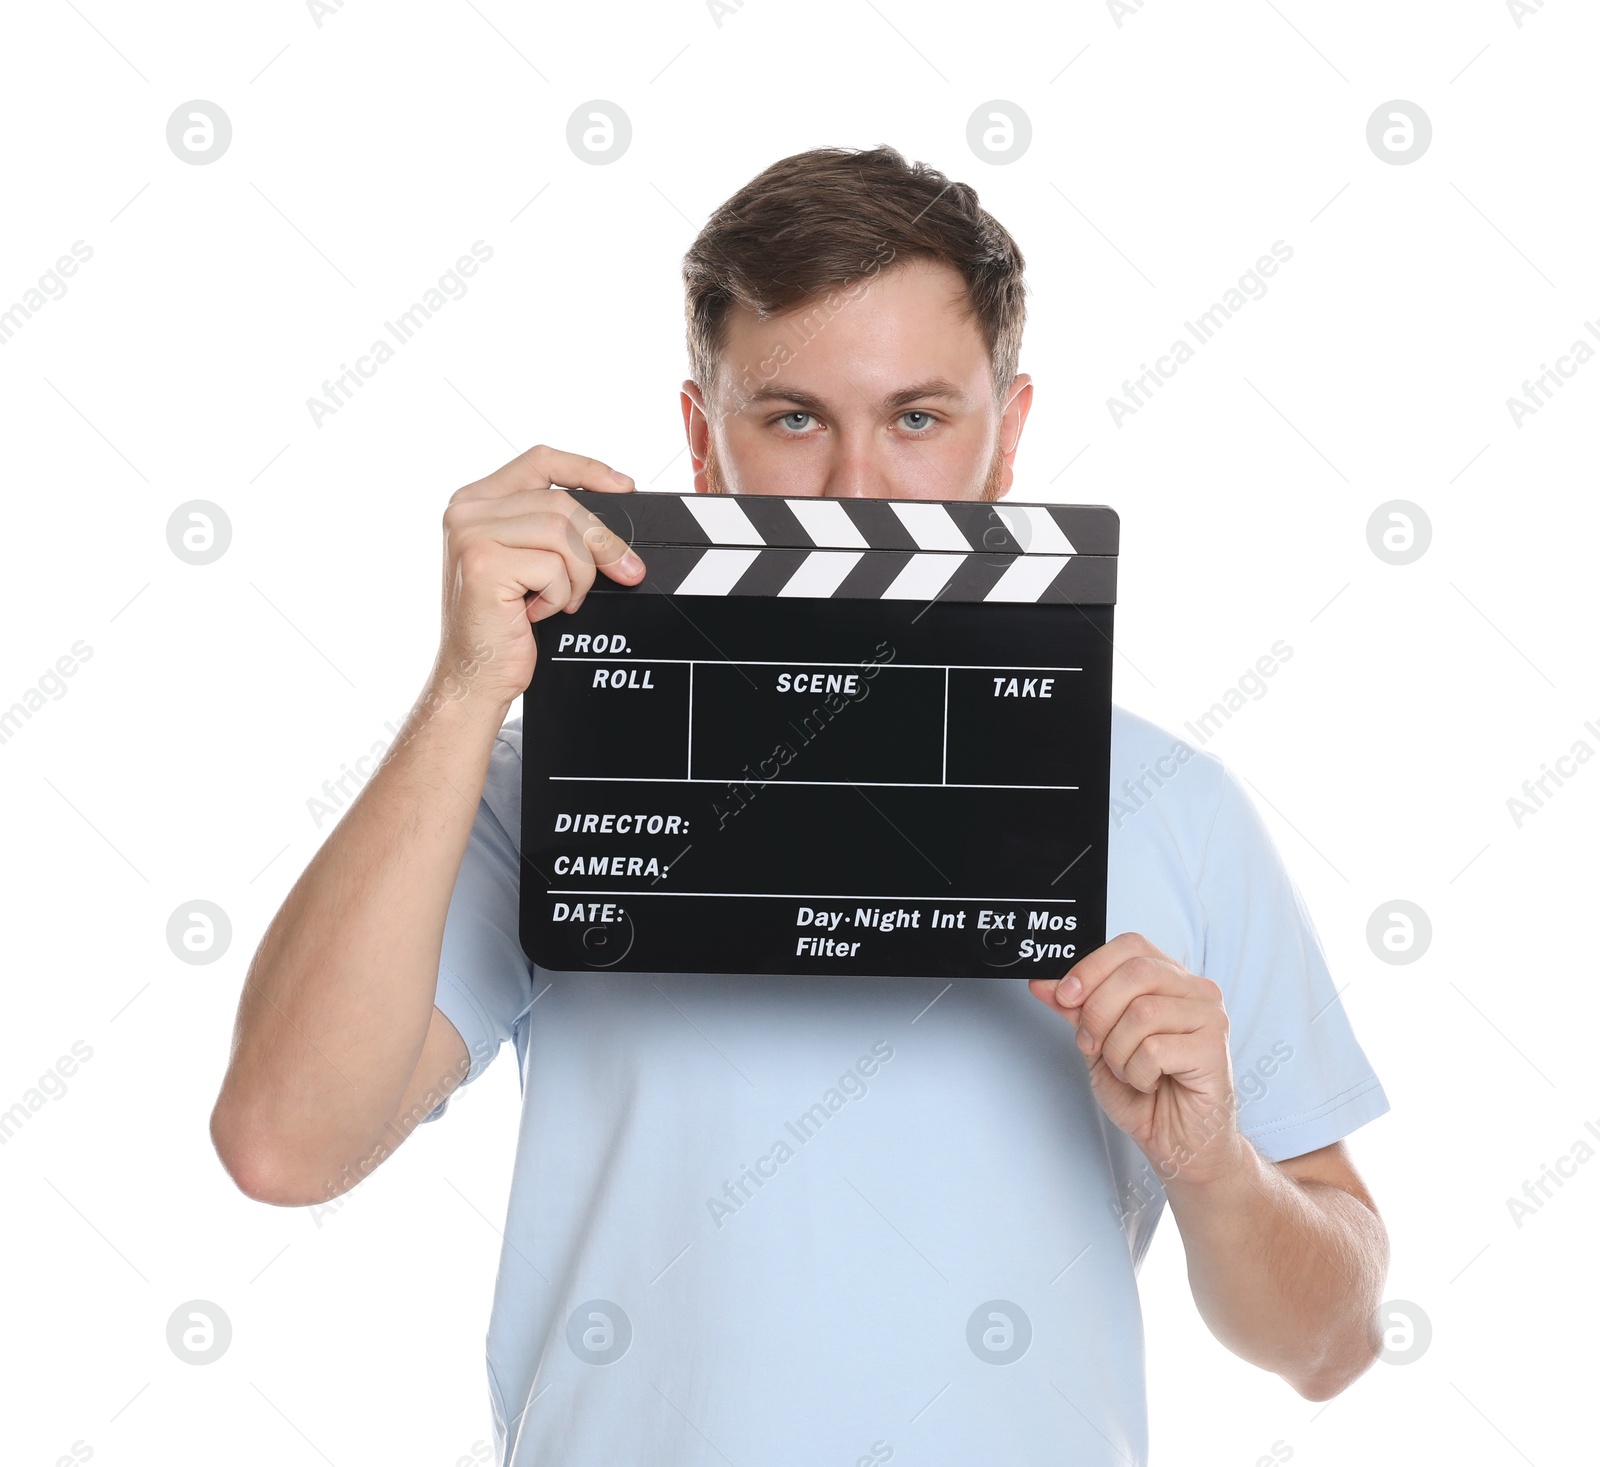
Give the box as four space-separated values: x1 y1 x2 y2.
702 437 1006 501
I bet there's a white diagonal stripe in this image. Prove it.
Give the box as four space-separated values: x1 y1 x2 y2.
994 505 1076 555
984 554 1071 602
674 547 762 595
890 501 971 551
882 553 963 600
786 498 868 548
777 550 863 598
684 497 765 544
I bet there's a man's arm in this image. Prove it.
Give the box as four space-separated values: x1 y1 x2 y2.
1029 933 1389 1400
210 693 504 1207
1162 1137 1389 1400
310 997 479 1209
208 445 643 1207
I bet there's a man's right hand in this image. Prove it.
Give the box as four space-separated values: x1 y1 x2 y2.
431 443 646 712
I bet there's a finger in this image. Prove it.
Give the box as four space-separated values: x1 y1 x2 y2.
1073 956 1197 1045
484 491 645 584
1027 977 1087 1030
1092 993 1215 1079
566 505 646 586
461 509 642 607
460 538 575 622
1028 977 1066 1010
455 443 636 504
512 549 574 623
1114 1028 1218 1096
1051 932 1175 1011
1028 976 1089 1035
469 510 607 605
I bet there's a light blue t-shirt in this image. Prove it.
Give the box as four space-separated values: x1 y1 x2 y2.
422 703 1389 1466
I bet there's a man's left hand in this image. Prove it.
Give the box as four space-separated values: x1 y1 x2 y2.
1028 932 1243 1187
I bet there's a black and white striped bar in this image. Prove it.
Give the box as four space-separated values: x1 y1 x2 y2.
569 491 1118 604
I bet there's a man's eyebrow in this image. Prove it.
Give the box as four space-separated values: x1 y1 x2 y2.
739 378 971 414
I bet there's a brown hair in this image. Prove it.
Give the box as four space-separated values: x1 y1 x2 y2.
682 145 1027 410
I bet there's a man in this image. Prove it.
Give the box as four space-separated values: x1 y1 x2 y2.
212 146 1390 1465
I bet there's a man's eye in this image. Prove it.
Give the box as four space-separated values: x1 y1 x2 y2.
900 410 936 431
777 412 816 432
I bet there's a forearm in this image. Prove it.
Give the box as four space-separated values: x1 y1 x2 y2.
211 678 509 1197
1163 1137 1389 1399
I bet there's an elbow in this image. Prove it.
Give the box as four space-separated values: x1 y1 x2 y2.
1287 1202 1390 1401
210 1105 319 1208
1290 1368 1351 1403
1286 1341 1381 1402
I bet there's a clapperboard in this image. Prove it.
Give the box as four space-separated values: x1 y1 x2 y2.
519 491 1119 978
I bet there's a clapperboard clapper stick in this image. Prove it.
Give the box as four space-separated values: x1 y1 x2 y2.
519 491 1119 978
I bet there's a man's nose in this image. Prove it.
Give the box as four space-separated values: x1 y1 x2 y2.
819 437 892 499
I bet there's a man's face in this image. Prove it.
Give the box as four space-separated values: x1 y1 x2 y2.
680 258 1032 501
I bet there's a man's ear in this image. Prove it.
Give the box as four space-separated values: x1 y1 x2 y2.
680 380 713 494
996 372 1034 499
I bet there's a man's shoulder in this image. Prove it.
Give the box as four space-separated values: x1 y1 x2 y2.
479 714 524 840
1109 703 1230 814
1105 706 1253 959
1108 701 1255 886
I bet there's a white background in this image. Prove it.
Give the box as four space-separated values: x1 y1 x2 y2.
2 1 1595 1463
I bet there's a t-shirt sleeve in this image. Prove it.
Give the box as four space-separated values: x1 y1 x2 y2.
418 722 534 1123
1193 760 1390 1164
